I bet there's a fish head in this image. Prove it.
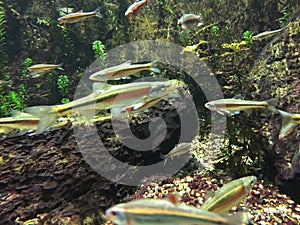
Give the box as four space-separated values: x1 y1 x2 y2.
149 81 177 99
105 205 127 225
57 17 67 24
205 101 216 110
89 71 106 82
125 9 134 19
243 176 257 192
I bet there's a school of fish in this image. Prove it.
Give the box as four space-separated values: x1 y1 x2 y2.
0 1 298 225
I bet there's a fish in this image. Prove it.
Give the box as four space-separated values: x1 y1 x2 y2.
204 95 279 116
57 7 103 24
25 80 178 133
0 112 40 134
200 176 257 213
252 28 285 41
105 195 248 225
27 63 63 77
104 3 119 9
161 142 191 165
0 112 68 135
89 60 160 82
178 14 204 30
276 110 300 140
0 80 12 87
125 0 148 19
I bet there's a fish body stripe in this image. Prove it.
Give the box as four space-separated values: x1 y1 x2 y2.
120 207 228 224
207 183 245 212
54 85 154 116
213 101 267 110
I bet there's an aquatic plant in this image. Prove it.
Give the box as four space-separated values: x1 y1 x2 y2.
57 74 69 103
22 57 32 76
211 25 219 37
179 30 193 46
92 40 106 66
243 31 253 46
279 2 290 28
36 17 51 26
0 84 27 116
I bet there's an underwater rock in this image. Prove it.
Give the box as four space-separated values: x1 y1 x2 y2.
247 10 300 202
0 97 194 224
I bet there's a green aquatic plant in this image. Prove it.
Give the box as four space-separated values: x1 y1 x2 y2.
22 57 32 76
36 17 51 26
93 40 106 56
93 40 107 68
0 84 27 115
211 25 219 37
279 3 290 28
179 29 193 46
57 74 69 103
243 31 253 46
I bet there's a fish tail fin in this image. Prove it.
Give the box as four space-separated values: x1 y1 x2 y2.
25 105 58 133
266 98 279 113
160 153 168 165
150 60 161 73
57 63 64 71
278 110 296 140
94 7 103 18
160 153 166 160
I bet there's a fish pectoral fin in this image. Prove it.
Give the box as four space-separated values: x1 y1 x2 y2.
92 82 112 92
166 193 180 205
217 110 236 116
29 72 41 78
110 107 126 114
150 67 161 74
181 23 187 30
244 109 253 116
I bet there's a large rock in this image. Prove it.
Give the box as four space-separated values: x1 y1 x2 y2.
248 11 300 202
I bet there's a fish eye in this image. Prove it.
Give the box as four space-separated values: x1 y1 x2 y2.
111 211 118 216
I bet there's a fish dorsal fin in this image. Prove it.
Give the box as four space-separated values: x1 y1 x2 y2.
204 190 215 200
77 10 83 13
233 94 243 100
120 60 132 66
92 82 112 92
11 110 35 118
167 194 179 205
